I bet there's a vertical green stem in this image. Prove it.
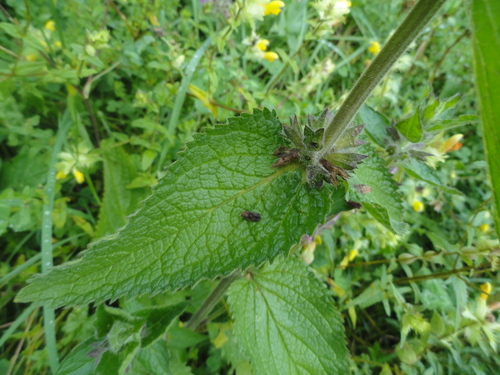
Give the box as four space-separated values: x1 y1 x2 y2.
41 111 72 373
321 0 447 156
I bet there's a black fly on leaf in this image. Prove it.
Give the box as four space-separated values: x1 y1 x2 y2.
241 211 261 222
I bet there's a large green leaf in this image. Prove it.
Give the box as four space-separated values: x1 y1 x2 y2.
227 256 349 375
16 109 334 308
95 141 150 238
472 0 500 238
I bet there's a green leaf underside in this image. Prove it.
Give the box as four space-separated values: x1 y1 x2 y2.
55 337 100 375
17 109 334 308
227 256 349 375
404 160 463 196
472 0 500 238
347 145 407 235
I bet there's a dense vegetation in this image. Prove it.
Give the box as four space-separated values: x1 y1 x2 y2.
1 0 499 374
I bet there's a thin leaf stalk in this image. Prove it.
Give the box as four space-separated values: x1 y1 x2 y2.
186 270 241 331
322 0 447 157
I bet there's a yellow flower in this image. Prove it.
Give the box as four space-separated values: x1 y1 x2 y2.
54 41 62 48
443 134 463 153
263 1 285 16
56 170 67 180
480 282 492 300
256 39 269 51
263 51 279 62
188 84 218 117
72 169 85 184
340 249 358 268
368 41 381 55
347 249 358 261
412 201 424 213
479 224 490 233
25 54 37 62
44 20 56 31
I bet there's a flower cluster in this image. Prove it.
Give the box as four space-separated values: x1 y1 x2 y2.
312 0 352 36
244 34 279 63
234 1 285 63
55 143 100 184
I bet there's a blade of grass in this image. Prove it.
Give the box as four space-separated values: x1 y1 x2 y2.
0 304 37 348
157 37 212 171
0 234 85 287
472 0 500 239
40 110 72 373
6 231 34 263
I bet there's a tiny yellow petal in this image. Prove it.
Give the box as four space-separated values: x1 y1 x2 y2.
368 41 381 55
56 170 67 180
412 201 424 213
314 234 322 245
480 282 492 300
339 255 350 268
148 13 160 26
73 170 85 184
44 20 56 31
256 39 269 51
25 54 37 62
348 249 358 262
479 224 489 233
263 51 279 63
263 1 285 16
54 41 62 48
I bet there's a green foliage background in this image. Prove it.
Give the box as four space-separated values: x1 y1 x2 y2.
0 0 498 374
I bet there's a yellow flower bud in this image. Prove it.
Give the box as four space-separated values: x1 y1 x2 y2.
480 282 492 300
44 20 56 31
479 224 490 233
443 134 463 153
314 234 322 245
412 201 424 213
256 39 269 51
56 170 67 180
25 54 37 62
72 169 85 184
54 41 62 48
263 1 285 16
368 41 381 55
263 51 279 63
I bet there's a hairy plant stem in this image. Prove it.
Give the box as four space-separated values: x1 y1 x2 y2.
321 0 447 157
185 270 241 331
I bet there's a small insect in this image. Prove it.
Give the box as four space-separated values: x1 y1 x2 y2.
241 211 261 222
353 184 372 194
